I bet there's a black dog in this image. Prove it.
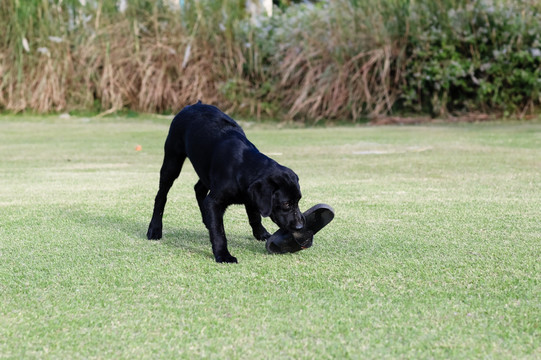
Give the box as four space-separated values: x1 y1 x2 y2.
147 101 304 263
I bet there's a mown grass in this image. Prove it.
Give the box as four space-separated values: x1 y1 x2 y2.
0 115 540 358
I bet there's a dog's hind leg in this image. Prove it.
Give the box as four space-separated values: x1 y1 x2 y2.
194 180 209 226
147 151 186 240
245 204 271 241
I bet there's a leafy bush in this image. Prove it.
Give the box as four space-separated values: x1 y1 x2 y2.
401 0 541 116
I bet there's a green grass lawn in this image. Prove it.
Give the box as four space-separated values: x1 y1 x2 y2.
1 115 540 359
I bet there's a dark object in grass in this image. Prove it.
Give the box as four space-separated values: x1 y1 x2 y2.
266 203 334 254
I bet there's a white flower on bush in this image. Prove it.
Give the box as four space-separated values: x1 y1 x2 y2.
48 36 63 43
182 43 191 69
37 47 50 56
530 48 541 58
22 37 30 52
118 0 127 13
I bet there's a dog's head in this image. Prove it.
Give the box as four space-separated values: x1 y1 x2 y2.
248 167 304 232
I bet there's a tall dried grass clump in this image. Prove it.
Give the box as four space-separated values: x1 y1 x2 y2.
0 0 72 112
0 0 248 114
257 1 408 121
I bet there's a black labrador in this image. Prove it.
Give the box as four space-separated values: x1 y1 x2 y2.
147 101 305 263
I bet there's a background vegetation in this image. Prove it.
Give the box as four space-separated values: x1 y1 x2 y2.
1 0 540 122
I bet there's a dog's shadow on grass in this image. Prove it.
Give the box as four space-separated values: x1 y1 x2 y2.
162 227 267 259
65 210 267 260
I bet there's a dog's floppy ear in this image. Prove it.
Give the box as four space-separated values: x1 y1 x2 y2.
248 178 274 217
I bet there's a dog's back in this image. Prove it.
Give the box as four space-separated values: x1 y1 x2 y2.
169 101 245 144
165 101 256 188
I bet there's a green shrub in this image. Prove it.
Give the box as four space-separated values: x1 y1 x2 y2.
400 0 541 116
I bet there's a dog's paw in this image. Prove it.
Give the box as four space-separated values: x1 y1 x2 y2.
253 228 271 241
146 227 162 240
215 253 238 264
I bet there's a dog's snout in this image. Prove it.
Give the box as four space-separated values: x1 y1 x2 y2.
292 212 305 231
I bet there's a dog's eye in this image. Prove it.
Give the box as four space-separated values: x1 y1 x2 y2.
281 202 291 211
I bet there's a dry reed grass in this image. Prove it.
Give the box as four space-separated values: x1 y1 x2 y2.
276 44 403 121
267 1 408 122
0 2 242 115
72 20 225 115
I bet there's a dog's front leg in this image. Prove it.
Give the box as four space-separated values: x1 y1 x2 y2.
202 196 238 263
245 203 271 241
